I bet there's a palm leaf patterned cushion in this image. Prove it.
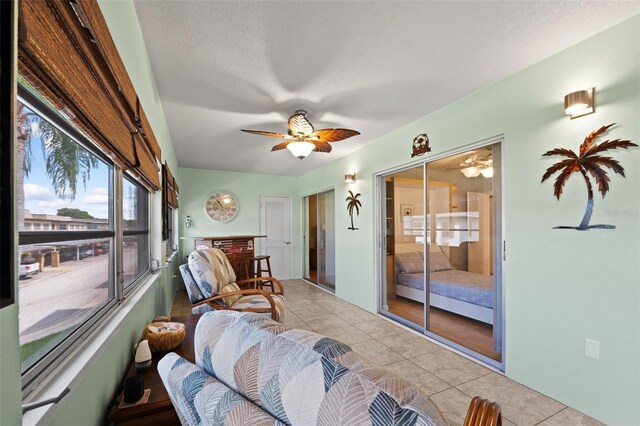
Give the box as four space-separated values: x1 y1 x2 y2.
179 264 205 304
179 310 447 425
188 248 237 298
158 352 285 425
230 294 285 323
219 282 243 307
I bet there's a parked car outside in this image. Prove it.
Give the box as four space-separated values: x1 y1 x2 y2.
19 258 40 279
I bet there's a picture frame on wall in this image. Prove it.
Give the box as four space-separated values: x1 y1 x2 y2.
1 0 16 308
400 204 420 242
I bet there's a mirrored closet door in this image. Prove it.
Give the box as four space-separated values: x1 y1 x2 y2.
379 141 503 368
303 190 336 292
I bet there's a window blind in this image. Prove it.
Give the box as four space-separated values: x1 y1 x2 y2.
18 0 161 190
164 162 179 209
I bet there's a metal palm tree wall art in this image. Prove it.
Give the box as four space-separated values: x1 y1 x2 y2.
346 190 362 230
541 123 636 230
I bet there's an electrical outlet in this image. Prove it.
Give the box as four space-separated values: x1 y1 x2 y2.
585 338 600 360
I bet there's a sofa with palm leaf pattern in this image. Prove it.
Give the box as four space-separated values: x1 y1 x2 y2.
158 310 448 425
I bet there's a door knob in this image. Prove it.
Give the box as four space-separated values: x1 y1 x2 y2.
284 241 291 245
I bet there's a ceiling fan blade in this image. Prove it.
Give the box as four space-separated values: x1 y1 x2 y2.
271 141 291 151
312 142 332 153
241 129 288 138
313 128 360 143
288 112 314 136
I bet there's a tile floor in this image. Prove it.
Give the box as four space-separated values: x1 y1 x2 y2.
170 279 603 426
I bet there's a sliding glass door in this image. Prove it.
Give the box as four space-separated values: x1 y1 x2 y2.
381 165 426 327
379 141 503 368
303 190 336 292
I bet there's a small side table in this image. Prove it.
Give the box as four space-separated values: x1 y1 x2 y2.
107 314 202 425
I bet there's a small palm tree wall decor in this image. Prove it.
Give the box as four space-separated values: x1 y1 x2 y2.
346 190 362 230
541 123 636 230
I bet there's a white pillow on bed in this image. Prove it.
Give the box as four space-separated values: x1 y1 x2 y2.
426 246 454 272
394 251 424 274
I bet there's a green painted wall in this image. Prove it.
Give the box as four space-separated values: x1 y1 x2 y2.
178 167 302 278
296 16 640 424
0 303 21 425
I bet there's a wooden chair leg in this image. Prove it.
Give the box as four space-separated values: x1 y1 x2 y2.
263 256 273 291
253 256 274 292
464 396 502 426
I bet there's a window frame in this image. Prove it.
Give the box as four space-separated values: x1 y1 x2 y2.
17 85 152 394
166 206 177 259
122 173 151 294
0 0 17 309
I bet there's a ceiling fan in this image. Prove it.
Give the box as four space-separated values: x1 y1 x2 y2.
241 110 360 159
448 153 494 178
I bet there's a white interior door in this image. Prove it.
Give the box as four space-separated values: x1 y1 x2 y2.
260 196 291 279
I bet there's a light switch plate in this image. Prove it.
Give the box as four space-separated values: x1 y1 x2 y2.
585 338 600 360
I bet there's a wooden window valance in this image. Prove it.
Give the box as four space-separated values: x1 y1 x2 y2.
17 0 161 191
163 162 179 209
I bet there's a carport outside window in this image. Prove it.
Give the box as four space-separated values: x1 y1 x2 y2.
17 96 115 375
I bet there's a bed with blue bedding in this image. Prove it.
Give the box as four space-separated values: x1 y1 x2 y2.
394 250 494 324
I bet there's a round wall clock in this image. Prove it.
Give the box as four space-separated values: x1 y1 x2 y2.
204 191 238 223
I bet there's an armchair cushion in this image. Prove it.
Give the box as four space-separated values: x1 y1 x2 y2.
231 294 285 322
219 282 242 307
188 248 237 298
179 264 205 304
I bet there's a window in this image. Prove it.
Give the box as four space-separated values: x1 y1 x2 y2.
18 92 115 378
123 177 150 288
17 85 151 389
166 207 175 257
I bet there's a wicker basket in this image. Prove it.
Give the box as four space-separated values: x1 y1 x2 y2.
142 322 186 352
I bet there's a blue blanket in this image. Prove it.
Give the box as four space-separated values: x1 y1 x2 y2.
397 270 494 309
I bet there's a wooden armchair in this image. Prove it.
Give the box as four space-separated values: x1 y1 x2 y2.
179 248 286 323
192 276 285 322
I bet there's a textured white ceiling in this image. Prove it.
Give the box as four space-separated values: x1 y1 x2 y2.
133 1 639 176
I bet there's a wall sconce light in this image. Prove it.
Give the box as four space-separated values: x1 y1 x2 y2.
564 88 594 119
344 173 356 184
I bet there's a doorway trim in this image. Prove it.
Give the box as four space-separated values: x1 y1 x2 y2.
374 134 506 371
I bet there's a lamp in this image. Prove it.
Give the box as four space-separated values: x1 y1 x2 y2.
287 141 315 159
480 166 494 178
461 166 481 178
345 173 356 184
564 88 594 118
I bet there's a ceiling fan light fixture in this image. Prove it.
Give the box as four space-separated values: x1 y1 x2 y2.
480 166 494 178
461 166 481 178
287 141 315 159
